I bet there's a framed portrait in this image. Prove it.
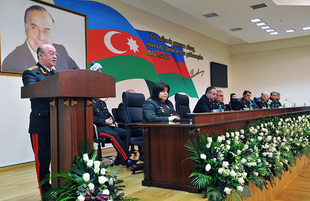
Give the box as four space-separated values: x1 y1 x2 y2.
0 0 87 76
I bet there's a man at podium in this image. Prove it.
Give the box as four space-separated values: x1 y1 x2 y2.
22 44 58 199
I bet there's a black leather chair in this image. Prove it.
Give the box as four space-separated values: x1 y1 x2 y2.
93 124 114 166
175 93 191 119
122 92 145 173
111 108 125 128
231 97 242 110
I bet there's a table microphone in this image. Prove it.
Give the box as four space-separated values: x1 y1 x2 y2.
285 98 294 104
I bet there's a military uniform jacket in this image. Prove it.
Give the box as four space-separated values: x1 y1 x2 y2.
142 99 177 123
93 99 113 127
193 95 214 113
22 63 57 134
213 101 228 111
256 99 269 109
235 98 259 110
270 99 282 108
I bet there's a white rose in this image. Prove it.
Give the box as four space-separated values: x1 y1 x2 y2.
200 153 207 160
238 177 245 184
222 161 229 168
83 154 89 161
94 161 101 168
224 187 232 194
240 129 244 134
244 144 249 150
231 132 235 137
87 160 93 167
109 178 114 186
207 137 213 143
253 172 259 176
237 186 244 192
102 189 110 195
218 168 224 174
77 195 85 201
258 136 262 141
206 143 211 148
217 136 223 143
98 176 108 184
94 167 100 173
230 170 237 177
88 183 95 191
235 131 240 137
226 132 230 138
226 140 231 145
241 158 247 163
100 168 107 175
205 164 211 172
83 173 90 182
237 150 242 155
243 172 247 177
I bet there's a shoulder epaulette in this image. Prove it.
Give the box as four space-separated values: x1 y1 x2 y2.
148 98 152 100
39 67 47 75
27 66 39 71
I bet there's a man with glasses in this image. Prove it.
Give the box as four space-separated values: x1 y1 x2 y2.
2 5 78 73
22 44 58 200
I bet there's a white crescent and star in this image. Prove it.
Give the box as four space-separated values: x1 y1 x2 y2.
104 31 139 54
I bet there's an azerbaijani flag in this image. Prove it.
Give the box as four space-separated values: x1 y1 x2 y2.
54 0 198 98
54 0 159 84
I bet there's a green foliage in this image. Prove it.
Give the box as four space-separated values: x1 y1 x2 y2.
186 112 310 201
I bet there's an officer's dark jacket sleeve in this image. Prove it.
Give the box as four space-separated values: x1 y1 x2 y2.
93 99 112 126
143 99 170 123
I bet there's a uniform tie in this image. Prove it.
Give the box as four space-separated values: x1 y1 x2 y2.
50 70 55 75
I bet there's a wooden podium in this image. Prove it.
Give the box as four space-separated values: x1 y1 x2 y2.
21 70 115 185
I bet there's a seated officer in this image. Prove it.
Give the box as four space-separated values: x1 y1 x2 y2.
213 89 228 111
93 98 137 167
269 91 282 108
256 92 270 109
193 86 217 113
234 90 259 110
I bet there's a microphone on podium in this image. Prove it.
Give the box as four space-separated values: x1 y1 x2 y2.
90 62 102 72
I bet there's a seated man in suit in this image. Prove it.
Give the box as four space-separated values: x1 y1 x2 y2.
93 98 137 167
256 92 270 109
269 91 282 108
193 86 217 113
213 89 228 111
234 90 259 110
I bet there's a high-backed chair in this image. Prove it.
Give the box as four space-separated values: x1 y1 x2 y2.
231 97 242 111
175 93 191 119
111 108 125 128
122 92 145 173
93 124 114 165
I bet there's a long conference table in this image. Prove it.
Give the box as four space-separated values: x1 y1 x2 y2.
138 107 310 193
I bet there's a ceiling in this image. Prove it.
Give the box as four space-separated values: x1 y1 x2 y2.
120 0 310 45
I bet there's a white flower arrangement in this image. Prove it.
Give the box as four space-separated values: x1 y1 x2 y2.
186 113 310 201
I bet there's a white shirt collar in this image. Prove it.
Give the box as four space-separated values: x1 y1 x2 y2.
26 40 39 63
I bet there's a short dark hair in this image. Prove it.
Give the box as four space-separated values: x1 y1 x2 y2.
230 93 236 99
205 86 216 95
151 82 170 104
270 91 276 96
243 90 251 96
24 5 54 25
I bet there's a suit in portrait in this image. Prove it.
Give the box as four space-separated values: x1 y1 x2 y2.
2 41 79 73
